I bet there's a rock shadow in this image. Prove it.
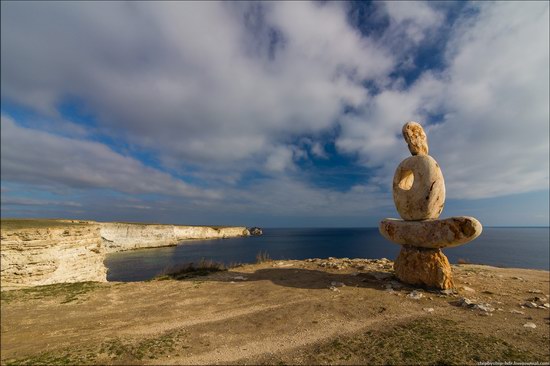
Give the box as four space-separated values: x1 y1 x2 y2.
175 267 413 292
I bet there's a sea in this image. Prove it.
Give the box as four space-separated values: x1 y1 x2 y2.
105 227 550 282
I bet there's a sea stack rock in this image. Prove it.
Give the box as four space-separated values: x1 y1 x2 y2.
379 121 482 289
248 227 263 236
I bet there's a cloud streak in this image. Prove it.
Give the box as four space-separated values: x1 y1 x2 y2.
1 116 219 199
1 1 392 167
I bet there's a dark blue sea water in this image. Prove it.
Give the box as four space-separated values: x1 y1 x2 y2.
105 227 549 282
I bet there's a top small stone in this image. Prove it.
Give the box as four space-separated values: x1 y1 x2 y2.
402 121 428 156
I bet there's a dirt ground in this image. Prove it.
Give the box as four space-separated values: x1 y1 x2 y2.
1 258 549 365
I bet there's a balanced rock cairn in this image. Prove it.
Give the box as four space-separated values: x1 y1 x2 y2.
379 122 482 289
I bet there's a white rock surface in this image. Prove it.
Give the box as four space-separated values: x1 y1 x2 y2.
1 224 106 290
1 221 251 290
379 217 482 248
407 290 424 300
402 121 429 156
393 155 445 220
100 223 249 253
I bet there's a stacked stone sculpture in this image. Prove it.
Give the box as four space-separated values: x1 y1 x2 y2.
379 122 482 289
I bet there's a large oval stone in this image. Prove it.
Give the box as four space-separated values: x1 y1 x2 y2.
379 216 483 249
393 155 445 220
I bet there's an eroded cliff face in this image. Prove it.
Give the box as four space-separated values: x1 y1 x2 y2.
1 224 106 290
100 223 249 253
1 221 251 290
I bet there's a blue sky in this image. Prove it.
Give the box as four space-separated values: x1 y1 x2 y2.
1 1 549 227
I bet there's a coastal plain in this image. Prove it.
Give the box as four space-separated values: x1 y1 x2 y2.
1 258 549 365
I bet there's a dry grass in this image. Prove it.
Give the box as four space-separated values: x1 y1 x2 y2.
260 318 543 365
111 221 229 229
256 250 271 263
2 261 549 365
0 219 89 231
0 282 104 304
156 258 227 280
0 218 231 231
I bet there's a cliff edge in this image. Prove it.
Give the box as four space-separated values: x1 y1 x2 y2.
1 259 548 365
100 222 249 253
0 219 253 290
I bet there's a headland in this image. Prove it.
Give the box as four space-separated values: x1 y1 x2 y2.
0 219 253 290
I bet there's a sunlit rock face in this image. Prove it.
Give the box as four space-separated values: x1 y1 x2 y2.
380 121 482 290
392 155 445 221
1 221 252 290
100 223 250 253
402 121 429 156
393 245 454 290
379 217 482 249
248 227 263 236
1 223 106 291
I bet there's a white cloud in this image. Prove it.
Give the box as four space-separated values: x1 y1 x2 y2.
1 1 393 169
0 115 218 199
1 197 82 207
383 1 445 44
337 1 549 199
265 146 295 173
221 177 392 220
311 142 328 159
431 2 549 198
1 1 548 225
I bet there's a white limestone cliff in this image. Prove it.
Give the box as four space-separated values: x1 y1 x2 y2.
0 221 252 290
1 223 106 290
100 223 249 253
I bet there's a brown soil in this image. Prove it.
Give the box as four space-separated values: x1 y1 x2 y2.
1 259 549 365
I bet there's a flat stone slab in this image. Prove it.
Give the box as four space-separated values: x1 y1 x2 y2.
379 216 482 249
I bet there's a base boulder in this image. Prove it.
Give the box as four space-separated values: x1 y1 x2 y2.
394 246 453 289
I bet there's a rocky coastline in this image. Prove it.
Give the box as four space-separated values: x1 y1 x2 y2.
0 219 255 290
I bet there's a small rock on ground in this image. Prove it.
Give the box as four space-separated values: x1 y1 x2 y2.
407 290 423 300
462 286 475 293
440 289 456 295
472 303 494 313
454 297 494 313
456 297 474 307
